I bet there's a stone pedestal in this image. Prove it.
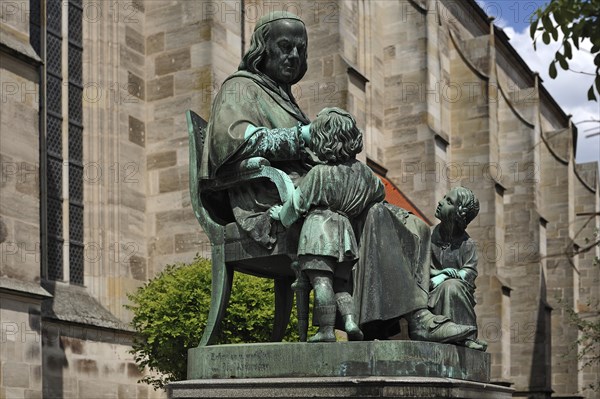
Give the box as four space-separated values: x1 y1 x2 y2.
169 376 513 398
169 341 513 399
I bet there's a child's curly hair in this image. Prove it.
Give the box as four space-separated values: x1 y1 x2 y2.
309 107 363 163
454 187 480 230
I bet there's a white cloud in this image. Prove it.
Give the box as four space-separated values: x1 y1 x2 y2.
501 24 600 165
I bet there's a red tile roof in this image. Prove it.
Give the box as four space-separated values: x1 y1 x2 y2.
375 173 432 225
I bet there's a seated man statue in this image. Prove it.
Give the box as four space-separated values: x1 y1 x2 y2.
200 11 312 249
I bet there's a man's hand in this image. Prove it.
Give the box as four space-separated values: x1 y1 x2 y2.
269 205 283 221
441 268 460 279
430 274 447 289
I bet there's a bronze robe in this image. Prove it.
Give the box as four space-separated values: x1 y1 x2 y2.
201 70 311 246
353 203 432 330
428 225 478 339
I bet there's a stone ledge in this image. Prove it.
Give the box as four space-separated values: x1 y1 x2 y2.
41 282 134 332
0 25 42 65
0 277 52 300
169 376 513 399
188 341 490 382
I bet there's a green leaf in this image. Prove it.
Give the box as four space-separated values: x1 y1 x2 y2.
549 62 557 79
556 52 569 70
530 19 539 39
564 41 572 59
542 15 553 34
543 31 551 44
587 85 597 101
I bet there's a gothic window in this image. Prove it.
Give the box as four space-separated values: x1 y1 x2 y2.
31 0 84 285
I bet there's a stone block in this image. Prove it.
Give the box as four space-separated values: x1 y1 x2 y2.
174 232 205 253
118 384 136 399
2 362 29 388
75 358 99 375
146 117 175 143
129 255 147 281
78 379 117 399
128 72 145 101
127 362 142 378
128 115 145 147
147 151 177 171
126 26 145 54
147 32 165 55
14 162 39 197
147 75 174 102
120 46 145 75
174 67 211 95
165 21 211 50
155 48 191 76
158 167 188 193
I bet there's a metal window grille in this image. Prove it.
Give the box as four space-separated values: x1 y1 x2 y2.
68 0 85 286
45 0 64 282
35 0 85 285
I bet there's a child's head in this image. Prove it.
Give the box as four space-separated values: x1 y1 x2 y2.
435 186 479 230
309 107 363 163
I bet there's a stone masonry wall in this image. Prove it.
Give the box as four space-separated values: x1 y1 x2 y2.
0 294 43 399
82 0 149 322
1 2 44 398
0 29 41 285
42 320 163 399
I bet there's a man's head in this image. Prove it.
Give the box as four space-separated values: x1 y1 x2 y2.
239 11 308 85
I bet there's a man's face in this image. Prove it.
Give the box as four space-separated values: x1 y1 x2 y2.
261 19 307 84
435 188 459 223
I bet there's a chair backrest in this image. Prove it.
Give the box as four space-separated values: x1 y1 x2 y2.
186 110 224 242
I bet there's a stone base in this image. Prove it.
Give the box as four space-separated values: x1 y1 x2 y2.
168 376 514 398
187 341 490 381
171 341 513 398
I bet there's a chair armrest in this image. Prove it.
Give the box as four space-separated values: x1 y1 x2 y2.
206 158 295 203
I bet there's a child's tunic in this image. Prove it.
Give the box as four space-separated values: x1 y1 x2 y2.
279 159 385 263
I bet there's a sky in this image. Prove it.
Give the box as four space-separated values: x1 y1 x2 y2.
477 0 600 166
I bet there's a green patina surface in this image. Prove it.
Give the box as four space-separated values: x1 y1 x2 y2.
187 341 490 382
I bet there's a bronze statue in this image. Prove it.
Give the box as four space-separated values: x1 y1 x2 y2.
196 11 476 345
200 11 312 248
270 108 382 342
429 187 487 351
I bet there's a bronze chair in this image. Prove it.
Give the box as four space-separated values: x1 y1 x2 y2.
186 110 309 346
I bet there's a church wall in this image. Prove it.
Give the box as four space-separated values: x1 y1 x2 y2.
0 293 43 399
0 44 41 285
41 320 162 399
81 0 149 323
573 164 599 395
143 0 216 278
1 3 44 397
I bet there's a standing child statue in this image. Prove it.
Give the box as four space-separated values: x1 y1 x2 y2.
270 107 385 342
429 187 487 351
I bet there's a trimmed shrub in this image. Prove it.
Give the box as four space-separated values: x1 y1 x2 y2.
126 256 310 389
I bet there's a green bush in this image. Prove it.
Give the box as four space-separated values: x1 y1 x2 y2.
126 256 310 390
